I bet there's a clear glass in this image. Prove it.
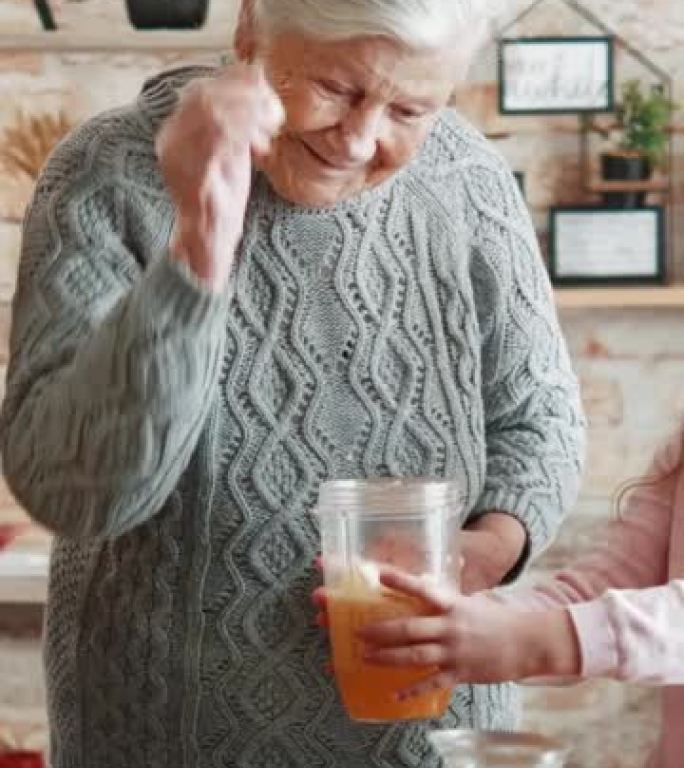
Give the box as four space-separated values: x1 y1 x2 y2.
429 730 568 768
315 478 464 722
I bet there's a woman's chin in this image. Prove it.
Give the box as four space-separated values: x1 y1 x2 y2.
261 166 372 208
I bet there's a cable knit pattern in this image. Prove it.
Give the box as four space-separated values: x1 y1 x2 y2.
0 66 584 768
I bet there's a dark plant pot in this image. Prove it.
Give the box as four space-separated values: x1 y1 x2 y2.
600 152 652 209
125 0 209 29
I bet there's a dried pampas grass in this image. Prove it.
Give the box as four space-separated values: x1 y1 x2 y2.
0 110 74 182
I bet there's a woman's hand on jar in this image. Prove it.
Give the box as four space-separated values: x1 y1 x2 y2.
359 567 581 698
460 513 528 594
459 528 517 594
156 65 284 292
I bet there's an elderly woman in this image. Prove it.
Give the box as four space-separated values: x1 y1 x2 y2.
0 0 584 766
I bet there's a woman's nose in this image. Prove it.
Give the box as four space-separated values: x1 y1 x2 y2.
337 105 384 165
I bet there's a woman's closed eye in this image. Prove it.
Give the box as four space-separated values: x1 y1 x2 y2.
314 78 357 99
390 103 431 122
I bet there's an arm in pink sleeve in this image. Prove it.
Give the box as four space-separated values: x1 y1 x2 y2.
569 580 684 684
498 431 682 682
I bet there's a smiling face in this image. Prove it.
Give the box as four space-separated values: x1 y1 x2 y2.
246 32 465 207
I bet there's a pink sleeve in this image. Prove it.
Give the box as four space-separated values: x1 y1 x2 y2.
569 580 684 684
499 430 682 682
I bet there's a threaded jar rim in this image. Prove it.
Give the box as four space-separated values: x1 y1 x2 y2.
316 477 464 518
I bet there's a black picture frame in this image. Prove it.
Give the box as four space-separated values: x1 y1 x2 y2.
548 206 666 286
498 36 615 115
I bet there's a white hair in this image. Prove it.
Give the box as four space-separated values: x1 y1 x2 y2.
253 0 490 49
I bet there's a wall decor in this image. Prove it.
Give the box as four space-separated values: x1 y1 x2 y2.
0 111 74 183
498 36 615 114
495 0 676 279
548 206 665 285
582 80 678 208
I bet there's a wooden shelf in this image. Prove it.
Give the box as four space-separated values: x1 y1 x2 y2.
555 286 684 309
0 32 230 53
585 178 670 194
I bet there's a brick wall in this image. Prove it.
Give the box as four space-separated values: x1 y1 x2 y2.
1 1 682 764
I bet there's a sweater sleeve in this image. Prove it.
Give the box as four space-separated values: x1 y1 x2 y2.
466 155 586 569
500 431 682 682
0 114 228 541
569 581 684 684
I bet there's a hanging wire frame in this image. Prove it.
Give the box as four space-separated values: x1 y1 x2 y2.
33 0 57 30
494 0 676 281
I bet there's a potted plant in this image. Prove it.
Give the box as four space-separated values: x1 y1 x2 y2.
125 0 210 29
588 79 678 208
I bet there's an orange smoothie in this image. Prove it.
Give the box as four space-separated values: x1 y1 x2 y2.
328 571 451 721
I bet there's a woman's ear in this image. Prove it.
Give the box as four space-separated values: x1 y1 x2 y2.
235 0 258 62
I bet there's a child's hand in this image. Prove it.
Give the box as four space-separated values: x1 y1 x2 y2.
359 567 581 698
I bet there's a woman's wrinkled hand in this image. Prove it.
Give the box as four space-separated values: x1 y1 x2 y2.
359 567 581 699
459 513 528 595
156 64 284 291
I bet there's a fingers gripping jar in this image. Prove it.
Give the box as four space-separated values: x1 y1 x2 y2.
316 478 463 722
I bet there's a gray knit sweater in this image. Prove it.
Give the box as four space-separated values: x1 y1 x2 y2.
1 67 584 768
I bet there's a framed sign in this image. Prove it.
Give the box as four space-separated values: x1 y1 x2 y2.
498 36 615 114
548 206 666 285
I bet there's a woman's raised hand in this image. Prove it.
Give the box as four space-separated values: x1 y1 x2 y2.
156 65 284 291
